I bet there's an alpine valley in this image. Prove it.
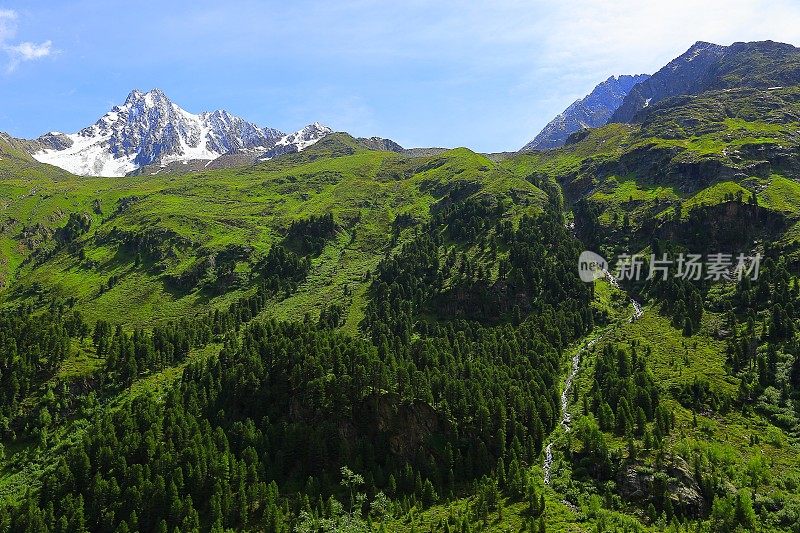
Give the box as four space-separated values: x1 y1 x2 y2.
2 39 800 533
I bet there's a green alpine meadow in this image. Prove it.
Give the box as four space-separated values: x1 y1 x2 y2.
3 9 800 532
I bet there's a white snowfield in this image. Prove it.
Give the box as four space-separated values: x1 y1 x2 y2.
34 130 138 177
32 89 331 177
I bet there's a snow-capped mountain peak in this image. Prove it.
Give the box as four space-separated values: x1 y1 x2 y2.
31 89 330 176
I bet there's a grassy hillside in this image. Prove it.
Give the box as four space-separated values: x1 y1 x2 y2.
0 134 545 328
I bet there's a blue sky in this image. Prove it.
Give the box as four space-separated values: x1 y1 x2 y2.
2 0 800 152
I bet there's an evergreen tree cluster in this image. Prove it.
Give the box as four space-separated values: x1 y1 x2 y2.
721 254 800 434
284 213 337 256
0 313 569 532
0 303 88 438
255 245 311 293
98 280 289 383
57 213 92 245
643 242 705 337
577 343 671 482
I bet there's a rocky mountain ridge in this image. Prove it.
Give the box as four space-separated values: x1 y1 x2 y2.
27 89 331 176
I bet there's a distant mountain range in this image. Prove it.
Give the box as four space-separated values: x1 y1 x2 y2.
8 89 446 177
521 74 650 151
23 89 332 176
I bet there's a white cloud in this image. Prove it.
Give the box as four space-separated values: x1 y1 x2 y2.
7 40 53 60
532 0 800 76
0 9 54 72
0 9 17 41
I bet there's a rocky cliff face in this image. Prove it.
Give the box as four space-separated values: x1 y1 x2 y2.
521 74 650 151
288 390 448 463
618 457 706 517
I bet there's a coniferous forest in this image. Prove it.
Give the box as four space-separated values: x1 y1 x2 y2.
1 198 598 532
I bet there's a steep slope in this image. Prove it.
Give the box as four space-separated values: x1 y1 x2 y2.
610 40 800 123
0 132 35 163
493 67 800 531
0 145 560 531
522 74 650 151
28 89 331 177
